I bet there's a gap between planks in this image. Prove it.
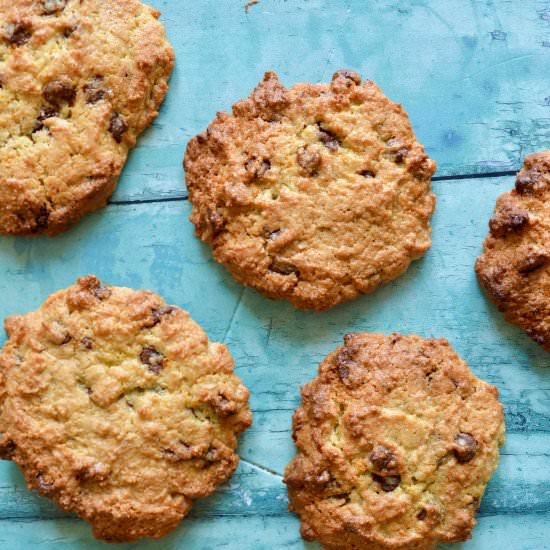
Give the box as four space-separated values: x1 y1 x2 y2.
107 170 519 207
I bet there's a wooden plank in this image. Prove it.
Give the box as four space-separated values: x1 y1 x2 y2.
1 176 550 546
111 0 550 203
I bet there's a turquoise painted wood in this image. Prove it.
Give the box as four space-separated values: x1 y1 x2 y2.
1 1 550 548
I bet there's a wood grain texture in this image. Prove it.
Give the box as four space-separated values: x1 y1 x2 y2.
1 0 550 548
1 179 550 548
112 0 550 203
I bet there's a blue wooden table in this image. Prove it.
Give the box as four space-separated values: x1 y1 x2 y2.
1 1 550 548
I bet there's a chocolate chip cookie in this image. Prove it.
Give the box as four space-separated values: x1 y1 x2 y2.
476 152 550 351
284 333 504 549
0 276 252 542
0 0 174 235
185 70 436 310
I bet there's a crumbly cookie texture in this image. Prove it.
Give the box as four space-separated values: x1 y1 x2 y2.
0 276 252 542
0 0 174 235
475 152 550 351
185 70 436 311
284 333 504 550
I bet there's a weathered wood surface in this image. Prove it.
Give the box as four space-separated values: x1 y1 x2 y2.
114 0 550 202
1 0 550 548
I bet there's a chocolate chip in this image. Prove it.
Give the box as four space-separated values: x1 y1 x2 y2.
36 474 55 496
317 123 341 151
269 261 300 276
109 112 128 143
515 170 540 194
42 79 76 107
386 138 409 163
41 0 67 15
335 349 357 384
62 25 76 38
369 446 398 473
84 76 107 104
33 207 49 232
297 146 322 176
337 364 349 381
262 228 281 240
7 23 32 46
489 208 529 238
372 473 400 492
92 285 111 301
417 508 427 520
358 169 375 178
245 157 271 178
257 159 271 176
453 432 477 463
210 393 238 417
144 305 175 328
336 348 362 388
0 440 16 460
332 69 361 85
33 108 58 133
518 251 550 274
80 337 93 350
61 333 72 345
76 462 109 482
140 346 164 374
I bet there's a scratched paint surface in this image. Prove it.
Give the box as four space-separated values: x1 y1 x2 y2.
1 1 550 549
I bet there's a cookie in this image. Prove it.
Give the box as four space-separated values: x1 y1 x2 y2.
0 0 174 235
475 152 550 351
184 70 436 311
284 333 504 549
0 276 252 542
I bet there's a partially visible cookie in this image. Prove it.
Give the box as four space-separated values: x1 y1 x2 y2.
475 152 550 350
0 0 174 235
0 276 252 542
185 70 436 310
284 333 504 550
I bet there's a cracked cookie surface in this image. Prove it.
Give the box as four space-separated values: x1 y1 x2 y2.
284 333 504 549
475 152 550 351
0 276 252 542
185 70 436 310
0 0 174 235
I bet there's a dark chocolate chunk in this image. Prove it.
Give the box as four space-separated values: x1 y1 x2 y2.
386 138 409 163
358 169 375 178
372 473 400 492
33 108 58 133
369 446 398 473
518 251 550 274
84 76 107 104
489 208 529 238
317 123 341 151
245 157 271 178
42 79 76 106
515 169 540 194
269 261 300 277
7 23 32 46
109 112 128 143
417 508 427 520
144 306 175 328
453 432 477 463
80 337 93 350
140 346 164 374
